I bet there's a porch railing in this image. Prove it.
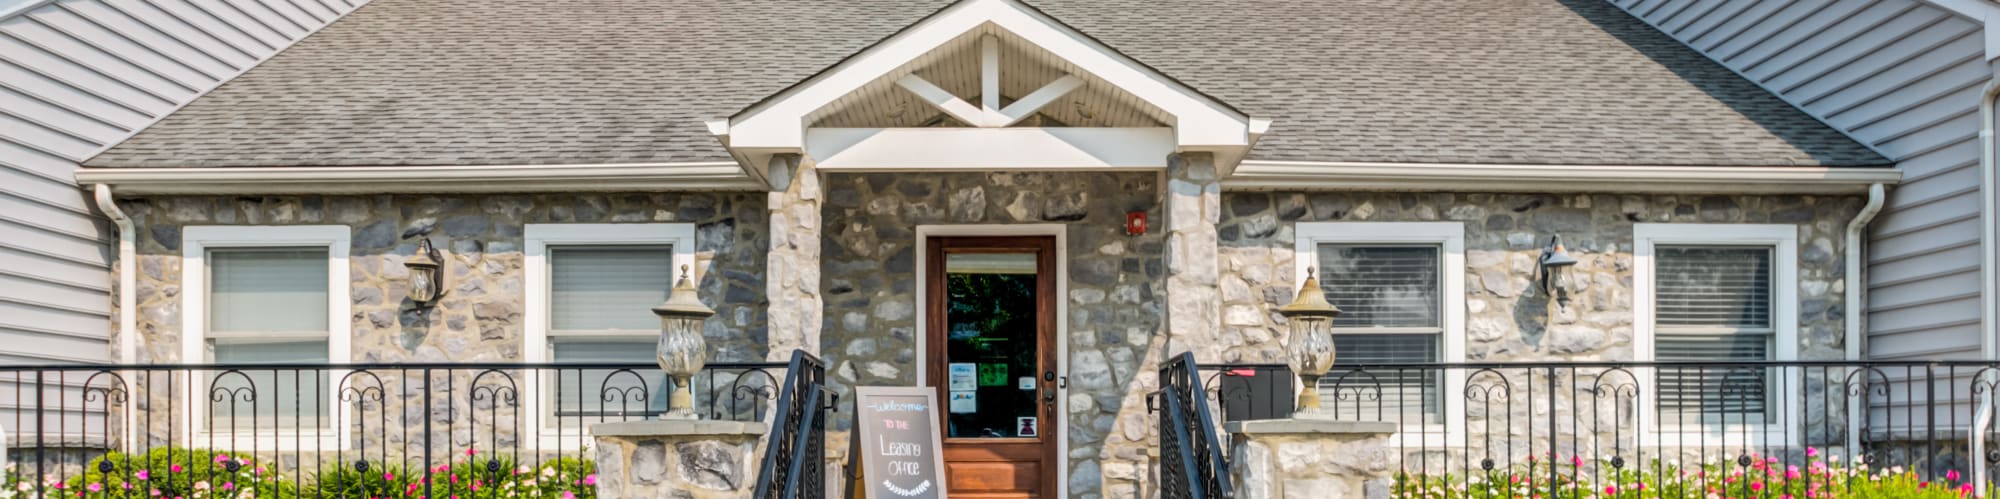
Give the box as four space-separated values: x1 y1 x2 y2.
1196 360 2000 497
753 350 828 499
1154 352 1233 499
0 360 797 497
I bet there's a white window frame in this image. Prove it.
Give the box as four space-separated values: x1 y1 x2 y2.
181 225 351 450
523 223 696 449
1295 221 1466 447
1634 223 1799 447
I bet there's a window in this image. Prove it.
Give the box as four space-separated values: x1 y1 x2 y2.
1654 246 1773 424
1296 222 1464 439
1318 245 1442 423
181 226 350 445
1635 224 1798 439
548 246 674 418
523 224 695 441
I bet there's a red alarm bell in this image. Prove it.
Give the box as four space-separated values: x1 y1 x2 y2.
1126 211 1147 235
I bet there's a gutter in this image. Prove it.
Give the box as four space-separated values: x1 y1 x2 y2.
91 184 136 451
1226 160 1902 194
1846 182 1886 364
75 162 764 195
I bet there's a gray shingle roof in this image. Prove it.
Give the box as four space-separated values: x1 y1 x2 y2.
82 0 1889 168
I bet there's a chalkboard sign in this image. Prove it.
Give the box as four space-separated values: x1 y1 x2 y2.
855 386 948 499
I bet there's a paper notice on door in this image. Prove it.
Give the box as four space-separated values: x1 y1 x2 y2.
1017 417 1038 437
948 391 977 414
947 363 977 391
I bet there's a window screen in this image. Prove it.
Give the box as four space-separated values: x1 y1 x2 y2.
1317 245 1440 328
206 248 331 428
548 245 674 422
1654 246 1774 424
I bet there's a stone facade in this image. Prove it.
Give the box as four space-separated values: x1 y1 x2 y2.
116 193 768 451
591 420 766 498
1217 191 1864 470
817 171 1170 497
1228 420 1399 499
1217 191 1858 363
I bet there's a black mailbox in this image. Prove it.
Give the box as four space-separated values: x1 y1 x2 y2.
1214 364 1294 422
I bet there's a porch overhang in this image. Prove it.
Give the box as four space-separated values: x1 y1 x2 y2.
709 0 1263 181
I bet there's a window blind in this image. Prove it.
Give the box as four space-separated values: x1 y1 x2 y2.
1317 245 1440 329
550 246 674 332
1657 334 1770 423
209 249 329 334
1655 247 1772 328
1326 334 1439 424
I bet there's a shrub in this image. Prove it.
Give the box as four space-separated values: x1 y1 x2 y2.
63 447 297 498
314 450 596 499
1394 449 1988 499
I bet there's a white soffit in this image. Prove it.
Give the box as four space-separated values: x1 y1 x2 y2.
806 127 1175 169
714 0 1254 175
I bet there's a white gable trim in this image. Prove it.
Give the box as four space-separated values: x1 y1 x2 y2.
716 0 1255 177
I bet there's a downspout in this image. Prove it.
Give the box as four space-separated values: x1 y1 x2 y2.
92 184 137 451
1971 79 2000 497
1844 183 1885 457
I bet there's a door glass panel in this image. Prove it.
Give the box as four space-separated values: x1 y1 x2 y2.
943 252 1039 439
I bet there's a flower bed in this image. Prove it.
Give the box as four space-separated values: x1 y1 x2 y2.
6 448 596 498
1395 449 1987 499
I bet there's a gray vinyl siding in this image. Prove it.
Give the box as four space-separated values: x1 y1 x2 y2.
1610 0 1986 438
0 0 368 446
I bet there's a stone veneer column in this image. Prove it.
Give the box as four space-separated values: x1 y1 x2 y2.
1228 419 1400 499
1165 152 1222 361
766 155 822 360
591 420 769 498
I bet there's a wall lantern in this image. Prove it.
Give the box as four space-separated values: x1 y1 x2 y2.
1537 235 1580 309
404 238 445 307
1278 267 1341 416
652 264 714 420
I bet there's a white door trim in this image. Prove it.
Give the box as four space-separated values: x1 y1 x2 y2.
912 223 1069 499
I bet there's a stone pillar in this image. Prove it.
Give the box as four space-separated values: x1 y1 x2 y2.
1165 152 1222 361
1228 419 1399 499
766 155 822 360
591 420 769 498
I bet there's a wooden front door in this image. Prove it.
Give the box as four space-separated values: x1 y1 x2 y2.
925 236 1060 498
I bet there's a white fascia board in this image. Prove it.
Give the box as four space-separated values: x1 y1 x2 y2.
724 0 1249 151
75 162 763 195
806 127 1174 169
1226 160 1904 194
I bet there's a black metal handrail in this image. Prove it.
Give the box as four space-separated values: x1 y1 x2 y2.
753 350 828 499
1153 352 1232 499
0 360 793 498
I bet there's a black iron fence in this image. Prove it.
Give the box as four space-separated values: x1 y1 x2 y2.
0 359 803 497
1197 360 2000 497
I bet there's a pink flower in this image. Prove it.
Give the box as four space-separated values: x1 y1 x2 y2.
1604 485 1618 495
1572 455 1584 467
136 470 150 480
213 455 229 464
1806 447 1819 458
1751 482 1764 491
86 484 102 492
169 464 183 473
1963 484 1977 496
384 472 394 481
561 493 576 499
1948 469 1962 482
465 448 477 457
1787 465 1801 480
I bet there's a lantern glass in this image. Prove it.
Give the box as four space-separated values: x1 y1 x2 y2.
409 269 438 304
655 315 707 378
1286 316 1335 378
